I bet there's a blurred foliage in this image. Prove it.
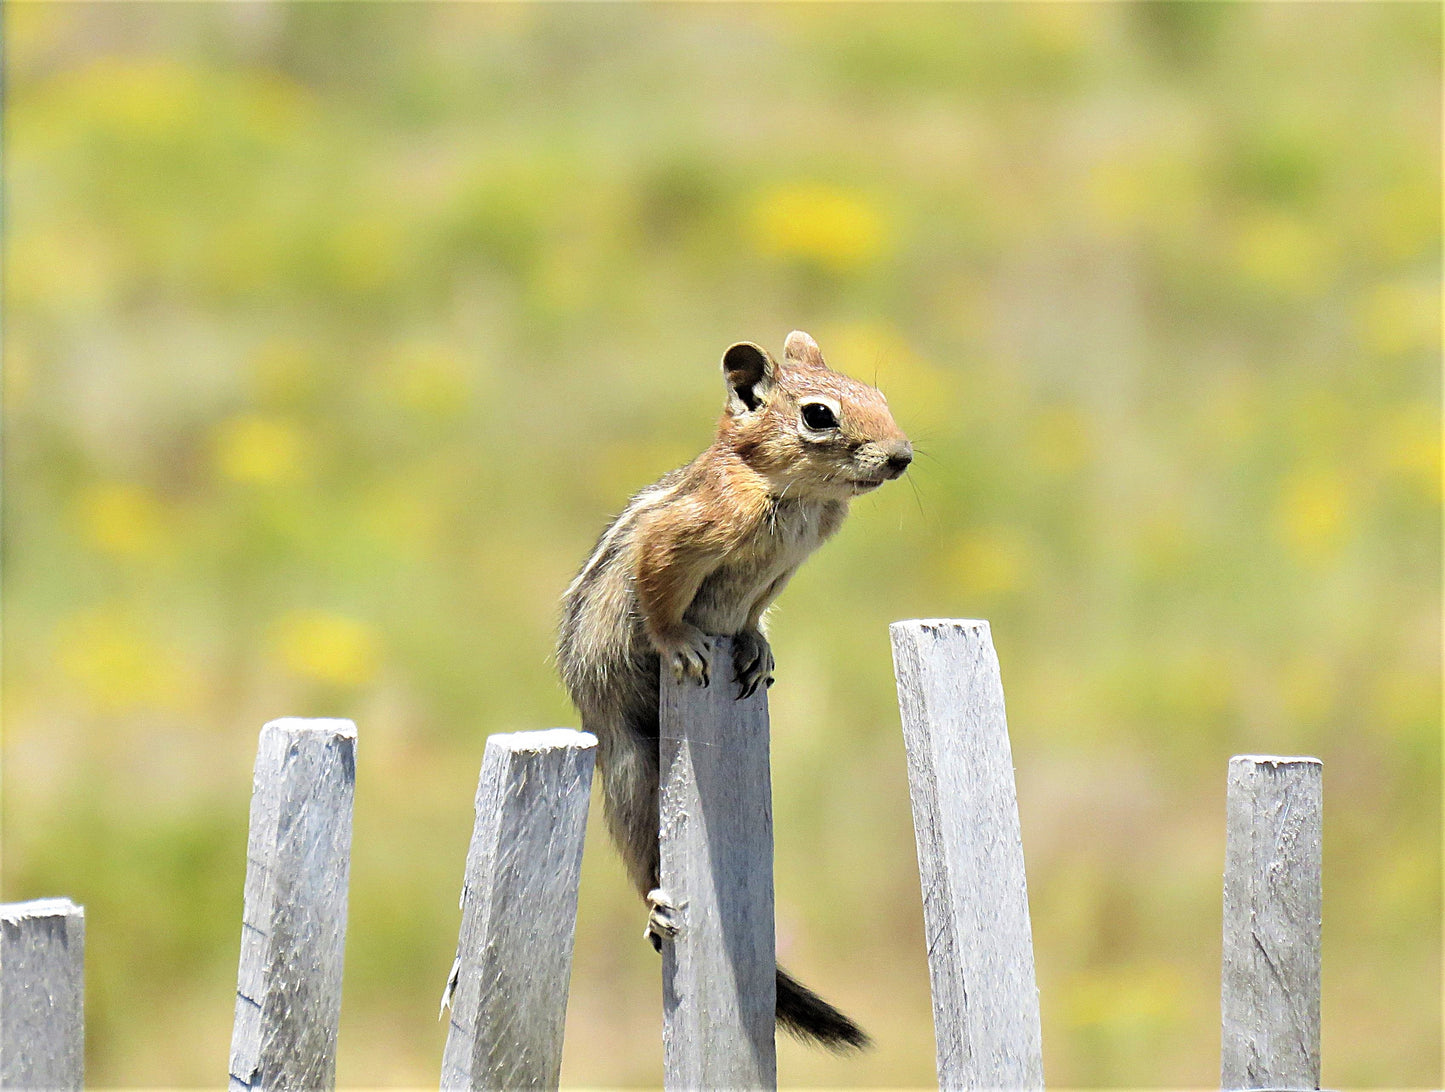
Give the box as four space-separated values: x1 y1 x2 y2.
3 3 1440 1087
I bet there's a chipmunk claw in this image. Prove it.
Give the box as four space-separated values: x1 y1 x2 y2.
732 629 774 700
664 626 712 687
670 649 709 688
645 888 682 951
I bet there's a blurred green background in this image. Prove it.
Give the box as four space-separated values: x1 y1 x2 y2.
3 2 1440 1087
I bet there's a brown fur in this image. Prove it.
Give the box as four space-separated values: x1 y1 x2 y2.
557 331 910 1050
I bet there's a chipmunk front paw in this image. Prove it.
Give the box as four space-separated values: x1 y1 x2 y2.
732 628 774 700
656 624 712 687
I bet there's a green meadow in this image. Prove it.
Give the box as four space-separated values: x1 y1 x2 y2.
4 4 1439 1086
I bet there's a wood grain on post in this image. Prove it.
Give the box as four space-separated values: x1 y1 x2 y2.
890 619 1044 1090
0 898 85 1091
440 728 598 1092
229 718 357 1092
1221 755 1322 1091
660 636 777 1091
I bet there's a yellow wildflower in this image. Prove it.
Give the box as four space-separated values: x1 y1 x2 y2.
271 611 380 689
1274 470 1350 561
212 415 307 485
76 482 163 557
748 184 888 271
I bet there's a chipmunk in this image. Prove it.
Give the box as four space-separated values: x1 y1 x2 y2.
556 331 911 1050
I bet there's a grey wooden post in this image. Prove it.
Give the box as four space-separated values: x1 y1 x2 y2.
1221 755 1322 1091
659 637 777 1091
440 729 598 1092
890 619 1044 1090
229 718 357 1092
0 898 84 1090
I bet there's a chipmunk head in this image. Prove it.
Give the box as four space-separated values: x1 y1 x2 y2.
718 330 912 500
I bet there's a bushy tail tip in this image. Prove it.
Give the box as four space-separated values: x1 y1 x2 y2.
775 966 870 1051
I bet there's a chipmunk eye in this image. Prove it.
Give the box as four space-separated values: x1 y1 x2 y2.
800 402 838 431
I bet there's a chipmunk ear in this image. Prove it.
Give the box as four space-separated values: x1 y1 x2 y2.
784 330 827 370
722 341 776 414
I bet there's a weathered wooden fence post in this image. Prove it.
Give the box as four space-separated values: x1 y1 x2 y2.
1221 755 1322 1091
440 728 597 1092
659 636 777 1091
229 718 357 1092
0 898 85 1090
890 619 1044 1090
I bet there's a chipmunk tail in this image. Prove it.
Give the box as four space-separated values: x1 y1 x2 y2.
775 966 871 1051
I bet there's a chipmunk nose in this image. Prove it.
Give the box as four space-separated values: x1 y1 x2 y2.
884 439 913 476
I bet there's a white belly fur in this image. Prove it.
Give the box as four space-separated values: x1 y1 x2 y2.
685 497 838 634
